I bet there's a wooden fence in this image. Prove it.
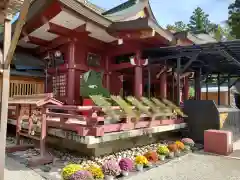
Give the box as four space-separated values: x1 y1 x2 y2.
0 75 44 97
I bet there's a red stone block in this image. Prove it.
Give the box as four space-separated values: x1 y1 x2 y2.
204 130 233 155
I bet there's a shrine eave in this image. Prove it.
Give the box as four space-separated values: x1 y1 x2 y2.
107 18 173 42
25 0 112 28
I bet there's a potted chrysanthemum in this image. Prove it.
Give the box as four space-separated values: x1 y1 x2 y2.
181 138 195 147
175 141 185 156
87 165 104 180
102 160 121 180
134 155 148 172
144 151 158 164
119 158 133 177
61 164 83 180
167 143 178 158
68 170 94 180
157 145 170 161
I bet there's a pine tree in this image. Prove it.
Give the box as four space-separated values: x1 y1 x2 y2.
188 7 211 33
166 21 188 32
228 0 240 38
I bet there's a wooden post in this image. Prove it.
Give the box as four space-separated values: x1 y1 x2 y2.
194 69 201 100
176 58 181 105
105 56 111 90
0 17 11 180
160 72 167 98
171 68 175 101
16 104 21 145
67 41 76 104
183 77 189 100
147 65 151 98
134 51 143 98
4 0 31 67
0 0 31 176
40 108 47 157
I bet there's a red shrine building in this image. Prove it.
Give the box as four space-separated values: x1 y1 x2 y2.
14 0 197 105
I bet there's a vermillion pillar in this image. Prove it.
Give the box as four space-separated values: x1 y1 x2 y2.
183 77 189 100
67 41 76 104
105 56 111 91
160 72 167 98
134 51 143 98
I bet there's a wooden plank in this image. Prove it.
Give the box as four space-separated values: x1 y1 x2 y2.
0 18 11 180
4 0 31 67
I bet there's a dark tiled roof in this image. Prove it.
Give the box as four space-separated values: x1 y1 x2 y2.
102 0 136 15
12 52 45 69
10 69 45 78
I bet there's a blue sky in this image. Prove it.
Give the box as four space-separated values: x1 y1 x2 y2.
89 0 234 27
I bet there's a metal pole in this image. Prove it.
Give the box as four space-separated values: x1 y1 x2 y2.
217 73 220 105
228 74 231 106
194 71 198 100
206 76 209 100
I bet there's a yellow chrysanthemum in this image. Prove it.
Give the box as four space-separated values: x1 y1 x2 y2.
135 155 148 165
157 145 170 155
175 140 185 150
61 164 82 180
87 165 104 179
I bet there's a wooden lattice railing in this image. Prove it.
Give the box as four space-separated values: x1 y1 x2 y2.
0 76 45 97
9 81 44 97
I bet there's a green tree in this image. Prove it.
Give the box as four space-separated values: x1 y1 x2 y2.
166 21 188 32
211 24 235 41
228 0 240 38
0 24 3 33
189 87 195 98
188 7 211 33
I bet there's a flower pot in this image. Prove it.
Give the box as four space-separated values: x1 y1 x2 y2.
168 152 174 159
144 163 152 168
159 155 166 161
175 150 181 157
122 171 129 177
105 175 114 180
136 164 143 172
184 145 191 152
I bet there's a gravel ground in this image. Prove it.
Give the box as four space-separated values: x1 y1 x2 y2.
6 152 240 180
6 136 240 180
128 153 240 180
5 156 45 180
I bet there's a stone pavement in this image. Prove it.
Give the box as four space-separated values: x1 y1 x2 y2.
5 156 45 180
128 153 240 180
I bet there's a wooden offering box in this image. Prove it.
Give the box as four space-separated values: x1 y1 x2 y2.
6 93 63 167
